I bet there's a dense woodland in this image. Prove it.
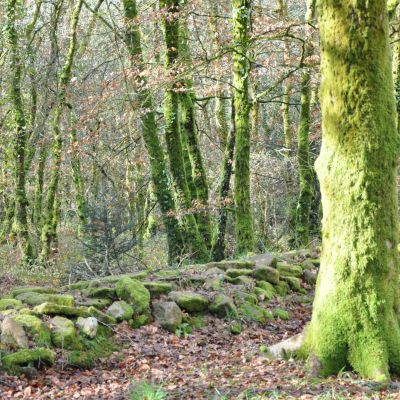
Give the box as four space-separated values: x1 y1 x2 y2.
2 0 400 398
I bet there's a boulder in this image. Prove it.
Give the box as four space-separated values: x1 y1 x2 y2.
107 301 133 322
230 320 242 335
88 306 117 325
33 303 89 318
247 253 278 268
153 302 183 332
16 292 74 307
227 275 255 286
277 263 303 278
209 294 237 317
76 317 98 339
275 281 289 296
1 348 55 370
204 260 255 271
13 314 51 347
239 302 273 324
252 266 280 285
233 290 258 305
267 332 305 359
143 281 175 296
168 291 208 313
282 276 304 292
84 287 116 299
115 277 150 314
0 298 23 311
226 268 253 278
0 317 29 349
255 281 276 301
49 316 79 349
76 298 111 309
303 269 317 285
11 287 58 297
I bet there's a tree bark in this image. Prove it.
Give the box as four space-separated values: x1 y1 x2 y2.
303 0 400 381
233 0 254 255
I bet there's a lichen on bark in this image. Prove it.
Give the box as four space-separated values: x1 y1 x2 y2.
302 0 400 381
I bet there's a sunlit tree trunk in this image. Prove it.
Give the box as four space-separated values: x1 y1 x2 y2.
303 0 400 381
233 0 254 255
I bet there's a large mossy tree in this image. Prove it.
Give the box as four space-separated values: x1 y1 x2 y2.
303 0 400 381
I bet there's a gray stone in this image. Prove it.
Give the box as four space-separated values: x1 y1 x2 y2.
209 294 237 317
76 317 98 338
107 300 133 322
153 301 183 332
0 316 29 349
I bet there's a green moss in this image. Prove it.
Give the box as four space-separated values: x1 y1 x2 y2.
33 303 89 317
107 301 133 322
239 302 272 324
282 276 304 293
0 298 23 311
13 314 51 347
2 348 55 370
76 298 111 309
273 308 290 320
11 287 58 297
143 281 174 296
277 263 303 277
206 260 255 271
275 281 289 296
115 277 150 314
252 267 280 285
168 291 209 313
209 294 237 317
67 350 94 369
233 290 258 305
129 312 151 329
16 292 74 307
49 316 80 349
84 287 116 299
256 281 276 300
88 306 117 325
230 320 242 334
226 268 253 278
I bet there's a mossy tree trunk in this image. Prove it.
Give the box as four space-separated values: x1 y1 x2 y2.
211 102 235 261
294 0 315 247
179 15 212 247
122 0 185 263
6 0 34 263
159 0 209 261
40 0 83 262
303 0 400 381
233 0 254 255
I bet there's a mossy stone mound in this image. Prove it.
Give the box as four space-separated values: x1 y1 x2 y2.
239 302 273 324
209 294 237 317
0 298 23 311
11 287 58 297
84 287 117 299
107 301 133 322
49 316 80 349
16 292 74 307
33 303 89 318
2 348 55 371
143 281 174 296
225 268 253 278
88 306 117 325
153 301 183 332
168 291 209 313
115 277 150 314
252 267 280 285
277 263 303 278
255 281 276 301
13 314 51 347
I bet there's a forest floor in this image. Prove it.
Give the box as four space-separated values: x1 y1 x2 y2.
2 283 400 400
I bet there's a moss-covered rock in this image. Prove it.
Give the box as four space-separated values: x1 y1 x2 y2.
307 258 320 267
205 260 255 271
143 281 174 296
226 268 253 278
76 317 98 339
0 298 23 311
255 281 276 301
275 281 289 296
209 294 237 317
1 317 29 349
239 302 273 324
13 314 51 347
303 269 317 285
252 267 280 285
11 287 58 297
49 316 80 349
84 287 116 299
76 298 111 309
282 276 304 292
203 276 223 291
16 292 74 307
115 277 150 314
107 301 133 322
88 306 117 325
277 263 303 277
33 303 89 318
273 308 290 320
129 312 151 329
230 320 242 334
227 275 255 286
153 301 183 332
168 291 209 313
2 348 55 370
233 290 258 305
